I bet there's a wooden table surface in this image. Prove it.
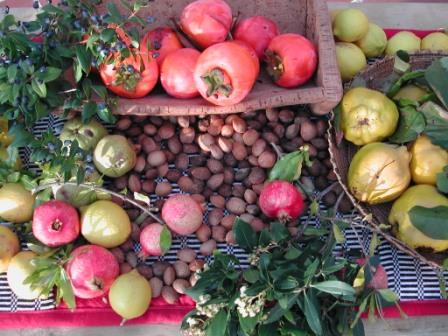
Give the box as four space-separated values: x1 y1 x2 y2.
1 1 448 335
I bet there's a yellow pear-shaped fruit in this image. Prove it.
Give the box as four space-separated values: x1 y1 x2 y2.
348 143 411 204
335 42 367 82
81 200 131 248
109 269 152 320
421 32 448 51
333 8 369 42
410 135 448 185
0 183 35 223
355 23 387 57
7 251 47 300
393 84 429 101
386 31 421 56
389 185 448 252
341 87 399 145
0 225 20 273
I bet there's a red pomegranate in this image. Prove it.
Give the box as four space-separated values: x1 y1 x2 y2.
258 180 304 222
32 200 80 247
140 223 172 256
161 195 203 235
65 245 119 299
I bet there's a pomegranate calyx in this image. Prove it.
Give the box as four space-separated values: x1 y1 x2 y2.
51 219 63 231
265 50 284 81
201 69 233 98
91 277 104 291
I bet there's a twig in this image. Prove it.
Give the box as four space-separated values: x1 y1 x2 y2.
32 182 165 225
270 143 283 158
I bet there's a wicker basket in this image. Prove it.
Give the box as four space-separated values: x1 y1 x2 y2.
95 0 342 116
328 52 448 265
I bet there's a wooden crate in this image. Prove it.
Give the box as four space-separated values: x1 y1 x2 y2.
97 0 342 116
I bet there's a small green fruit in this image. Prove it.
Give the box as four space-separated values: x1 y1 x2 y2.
81 200 131 248
333 8 369 42
93 135 136 178
109 269 152 321
386 31 421 56
335 42 367 81
60 118 108 151
421 32 448 51
355 23 387 57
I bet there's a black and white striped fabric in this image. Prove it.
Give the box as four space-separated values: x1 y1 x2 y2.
1 115 446 313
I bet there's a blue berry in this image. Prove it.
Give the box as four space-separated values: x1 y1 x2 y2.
64 140 72 147
33 1 39 9
73 20 81 29
153 52 160 59
85 154 93 163
99 50 108 58
98 102 106 110
14 78 21 85
47 142 55 151
116 41 125 50
146 16 156 24
126 65 134 73
81 10 89 18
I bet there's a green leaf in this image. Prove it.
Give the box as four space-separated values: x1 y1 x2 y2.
92 85 108 99
270 222 289 242
425 57 448 109
386 70 424 98
75 45 92 74
259 229 272 247
303 292 322 336
389 105 425 144
419 102 448 149
269 148 311 182
100 28 116 43
369 232 380 257
259 253 271 282
206 309 227 336
32 79 47 98
59 268 76 309
351 319 366 336
437 166 448 194
76 168 85 185
259 324 278 336
243 269 259 283
42 67 62 82
311 281 356 301
332 222 345 244
7 64 17 82
81 102 97 124
264 303 285 324
277 276 299 291
96 105 116 124
35 100 48 120
159 226 172 255
409 205 448 239
378 289 398 303
73 62 83 83
233 218 257 252
238 312 259 335
107 3 124 23
284 247 302 260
